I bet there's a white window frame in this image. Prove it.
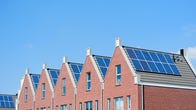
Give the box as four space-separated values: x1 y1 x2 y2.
96 100 98 110
42 83 46 99
114 97 124 110
127 96 131 110
86 72 91 90
69 104 72 110
79 102 82 110
85 101 92 110
61 105 67 110
116 65 121 85
25 87 28 102
107 98 111 110
62 78 66 95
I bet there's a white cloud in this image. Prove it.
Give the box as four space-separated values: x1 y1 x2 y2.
186 46 196 60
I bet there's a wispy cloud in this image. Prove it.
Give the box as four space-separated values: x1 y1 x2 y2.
182 24 196 37
186 46 196 60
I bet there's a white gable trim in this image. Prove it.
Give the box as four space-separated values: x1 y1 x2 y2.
184 56 196 76
90 55 104 83
119 46 139 84
17 75 25 102
27 74 35 97
44 69 54 96
140 82 196 90
65 63 77 88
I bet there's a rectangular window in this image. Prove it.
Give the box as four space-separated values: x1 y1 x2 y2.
56 106 58 110
116 65 121 85
41 108 46 110
96 100 98 110
62 78 66 95
61 105 67 110
107 98 111 110
127 96 131 110
114 97 124 110
42 83 46 98
85 101 92 110
80 102 82 110
48 107 50 110
86 72 91 90
25 87 28 102
69 104 72 110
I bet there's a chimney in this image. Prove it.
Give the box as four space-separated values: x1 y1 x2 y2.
115 37 122 47
180 49 187 57
63 56 68 63
25 68 29 74
42 63 47 69
86 48 92 56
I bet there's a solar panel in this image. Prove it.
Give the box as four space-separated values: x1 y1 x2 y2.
30 74 40 90
48 69 60 86
94 56 111 77
0 95 15 108
125 47 181 75
69 63 83 82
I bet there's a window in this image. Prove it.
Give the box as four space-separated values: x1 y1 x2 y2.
42 83 46 98
41 108 46 110
62 78 66 95
80 102 82 110
96 100 98 110
69 104 72 110
107 98 111 110
61 105 67 110
116 65 121 85
25 87 28 102
48 107 50 110
85 101 92 110
114 97 124 110
56 106 58 110
127 96 131 110
86 72 91 90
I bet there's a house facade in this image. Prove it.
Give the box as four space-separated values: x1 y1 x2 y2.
17 39 196 110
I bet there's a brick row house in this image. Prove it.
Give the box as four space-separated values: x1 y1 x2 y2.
17 39 196 110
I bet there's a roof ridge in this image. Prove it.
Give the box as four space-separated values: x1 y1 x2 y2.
92 54 111 58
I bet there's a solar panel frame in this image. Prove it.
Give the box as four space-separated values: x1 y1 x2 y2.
48 69 60 87
30 74 41 90
125 47 181 76
0 95 15 108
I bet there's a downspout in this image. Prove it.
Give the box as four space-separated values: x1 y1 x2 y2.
101 82 104 110
74 87 77 110
141 84 144 110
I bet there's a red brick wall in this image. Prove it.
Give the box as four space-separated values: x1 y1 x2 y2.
54 64 75 109
144 85 196 110
34 69 53 109
76 56 102 110
103 47 142 110
18 74 34 110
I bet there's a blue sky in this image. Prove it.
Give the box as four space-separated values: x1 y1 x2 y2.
0 0 196 94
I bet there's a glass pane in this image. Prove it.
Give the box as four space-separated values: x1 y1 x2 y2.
96 57 105 67
170 64 180 75
142 51 152 61
132 59 143 71
126 48 137 59
164 54 174 64
71 64 80 73
140 61 151 71
163 64 173 74
104 58 111 67
100 67 107 77
157 53 167 63
149 52 160 62
134 50 145 60
148 62 159 72
155 63 166 73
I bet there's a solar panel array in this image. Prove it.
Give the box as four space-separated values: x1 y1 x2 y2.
125 47 181 75
94 55 111 77
48 69 60 86
0 95 15 108
69 63 83 82
30 74 40 90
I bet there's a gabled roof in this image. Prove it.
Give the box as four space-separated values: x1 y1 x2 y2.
47 68 60 88
68 62 83 83
0 94 16 108
93 55 111 78
122 46 196 88
29 73 40 91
